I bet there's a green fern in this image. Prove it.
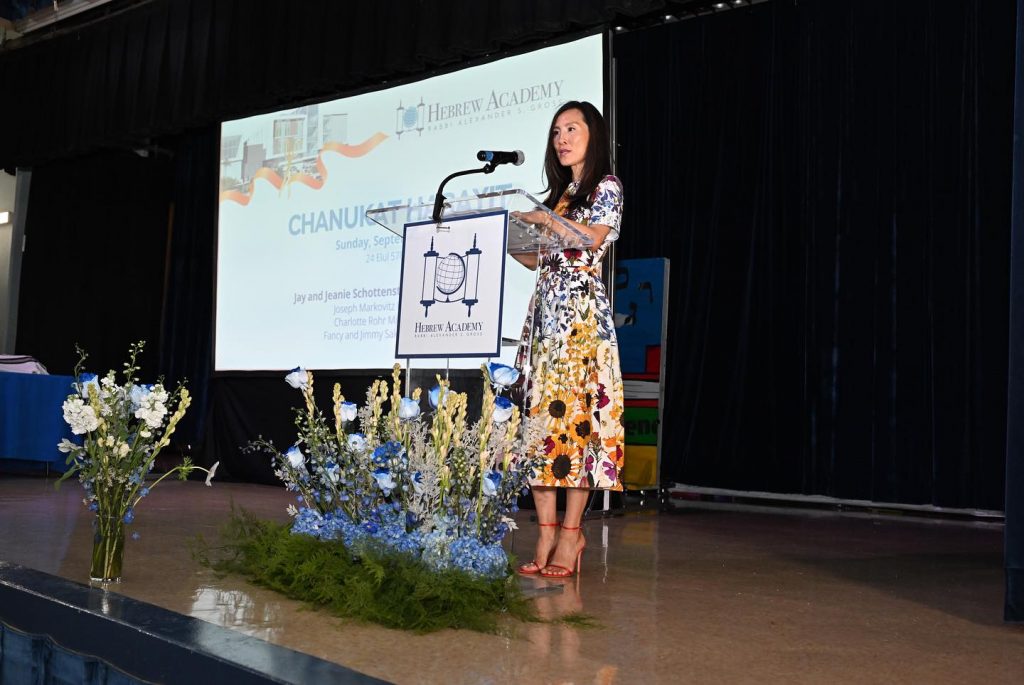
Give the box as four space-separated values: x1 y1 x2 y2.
194 507 537 634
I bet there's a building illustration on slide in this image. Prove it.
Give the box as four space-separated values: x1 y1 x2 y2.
219 104 351 193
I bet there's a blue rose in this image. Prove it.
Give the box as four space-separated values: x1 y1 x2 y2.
428 385 445 409
77 373 99 399
482 470 502 497
373 468 397 494
487 363 520 389
339 401 358 422
492 395 514 423
398 397 420 420
285 445 306 470
284 367 308 390
129 383 153 410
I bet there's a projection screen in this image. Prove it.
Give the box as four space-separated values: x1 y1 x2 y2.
216 33 605 371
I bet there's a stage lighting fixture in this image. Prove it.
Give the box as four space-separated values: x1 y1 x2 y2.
713 2 728 8
0 211 10 225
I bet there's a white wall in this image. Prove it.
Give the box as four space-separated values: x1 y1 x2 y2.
0 170 18 353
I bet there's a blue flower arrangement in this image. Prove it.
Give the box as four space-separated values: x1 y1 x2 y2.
246 363 537 580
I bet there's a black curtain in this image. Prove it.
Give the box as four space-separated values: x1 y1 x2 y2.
614 0 1017 508
157 126 218 449
16 149 172 379
1003 0 1024 625
0 0 672 170
14 127 217 458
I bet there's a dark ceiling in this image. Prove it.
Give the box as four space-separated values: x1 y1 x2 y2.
1 0 764 45
0 0 52 22
0 0 143 37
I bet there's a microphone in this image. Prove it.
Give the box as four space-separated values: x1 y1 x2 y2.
476 149 525 166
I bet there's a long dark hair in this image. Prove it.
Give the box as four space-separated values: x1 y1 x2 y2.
541 100 612 214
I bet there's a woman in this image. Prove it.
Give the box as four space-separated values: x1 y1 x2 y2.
511 100 624 579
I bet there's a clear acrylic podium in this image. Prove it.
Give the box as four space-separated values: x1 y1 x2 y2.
365 188 594 254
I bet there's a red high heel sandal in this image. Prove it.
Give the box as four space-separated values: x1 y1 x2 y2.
517 522 560 575
540 525 586 579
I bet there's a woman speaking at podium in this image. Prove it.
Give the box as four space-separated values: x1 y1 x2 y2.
511 100 624 579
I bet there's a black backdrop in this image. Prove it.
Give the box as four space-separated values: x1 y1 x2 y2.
4 0 1022 616
17 149 172 382
614 0 1016 509
1002 0 1024 626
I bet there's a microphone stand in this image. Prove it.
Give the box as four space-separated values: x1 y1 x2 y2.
431 162 496 224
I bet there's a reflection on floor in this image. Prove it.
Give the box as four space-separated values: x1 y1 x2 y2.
0 475 1021 684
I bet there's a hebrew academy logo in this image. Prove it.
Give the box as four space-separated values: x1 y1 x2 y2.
419 234 483 316
396 98 425 138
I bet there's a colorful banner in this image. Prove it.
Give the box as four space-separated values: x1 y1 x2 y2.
614 257 670 489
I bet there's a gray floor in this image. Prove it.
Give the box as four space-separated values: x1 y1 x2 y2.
0 476 1020 684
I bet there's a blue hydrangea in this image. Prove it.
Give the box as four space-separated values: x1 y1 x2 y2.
290 506 426 560
420 528 507 579
448 537 508 578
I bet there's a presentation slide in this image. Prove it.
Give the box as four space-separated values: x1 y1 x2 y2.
216 33 604 371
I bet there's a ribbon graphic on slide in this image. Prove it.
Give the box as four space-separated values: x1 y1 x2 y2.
220 132 389 205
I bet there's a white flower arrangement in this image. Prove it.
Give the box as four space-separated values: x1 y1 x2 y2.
246 362 540 578
57 341 217 580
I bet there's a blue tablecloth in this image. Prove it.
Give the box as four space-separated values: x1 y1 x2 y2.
0 372 76 470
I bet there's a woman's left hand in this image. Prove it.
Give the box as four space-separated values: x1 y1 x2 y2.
511 210 551 228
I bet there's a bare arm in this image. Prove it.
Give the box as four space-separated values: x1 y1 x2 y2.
510 210 613 267
512 252 540 269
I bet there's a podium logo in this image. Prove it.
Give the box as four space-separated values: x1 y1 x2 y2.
417 234 484 318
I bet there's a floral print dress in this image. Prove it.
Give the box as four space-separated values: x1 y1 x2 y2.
516 175 625 490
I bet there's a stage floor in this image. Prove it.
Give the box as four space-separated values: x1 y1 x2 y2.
0 475 1020 684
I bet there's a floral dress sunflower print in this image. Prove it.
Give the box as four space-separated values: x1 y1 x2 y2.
516 175 625 490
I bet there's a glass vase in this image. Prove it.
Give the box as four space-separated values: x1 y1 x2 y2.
90 514 125 583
